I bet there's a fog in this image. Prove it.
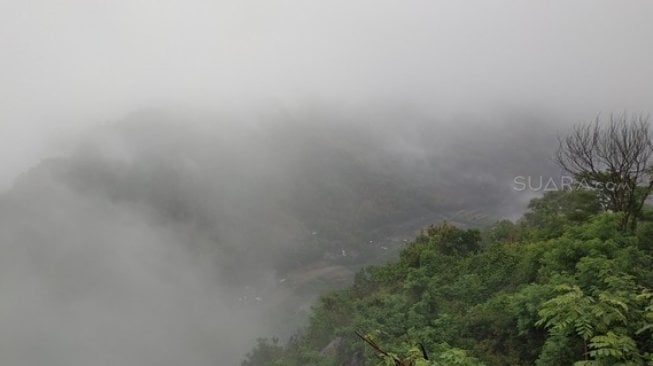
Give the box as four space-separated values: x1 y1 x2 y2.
3 0 653 187
1 1 652 365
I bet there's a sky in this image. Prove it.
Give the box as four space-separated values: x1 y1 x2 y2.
2 1 653 189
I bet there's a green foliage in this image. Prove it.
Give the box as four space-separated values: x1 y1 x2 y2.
242 190 653 366
522 189 603 239
242 338 285 366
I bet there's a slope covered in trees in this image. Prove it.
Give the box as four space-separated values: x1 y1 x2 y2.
243 189 653 365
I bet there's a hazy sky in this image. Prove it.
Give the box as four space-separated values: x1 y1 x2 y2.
1 0 653 188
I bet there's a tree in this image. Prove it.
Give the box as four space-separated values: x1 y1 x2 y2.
522 189 602 239
536 263 646 366
556 113 653 231
356 331 484 366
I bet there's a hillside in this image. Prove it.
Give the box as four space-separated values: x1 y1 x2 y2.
243 190 653 365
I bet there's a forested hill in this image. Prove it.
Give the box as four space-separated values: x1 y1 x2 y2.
242 189 653 365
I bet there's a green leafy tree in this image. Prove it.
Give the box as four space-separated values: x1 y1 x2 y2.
522 189 602 239
536 258 647 365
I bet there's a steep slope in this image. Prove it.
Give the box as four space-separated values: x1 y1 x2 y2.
243 192 653 365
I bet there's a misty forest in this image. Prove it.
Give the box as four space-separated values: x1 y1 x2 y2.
2 1 653 366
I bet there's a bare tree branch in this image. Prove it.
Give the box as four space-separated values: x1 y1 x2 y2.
556 113 653 230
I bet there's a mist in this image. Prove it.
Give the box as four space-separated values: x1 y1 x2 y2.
1 1 653 365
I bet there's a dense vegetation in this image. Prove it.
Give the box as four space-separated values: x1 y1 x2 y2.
242 189 653 365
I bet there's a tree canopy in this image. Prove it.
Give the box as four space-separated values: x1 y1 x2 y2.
242 188 653 365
